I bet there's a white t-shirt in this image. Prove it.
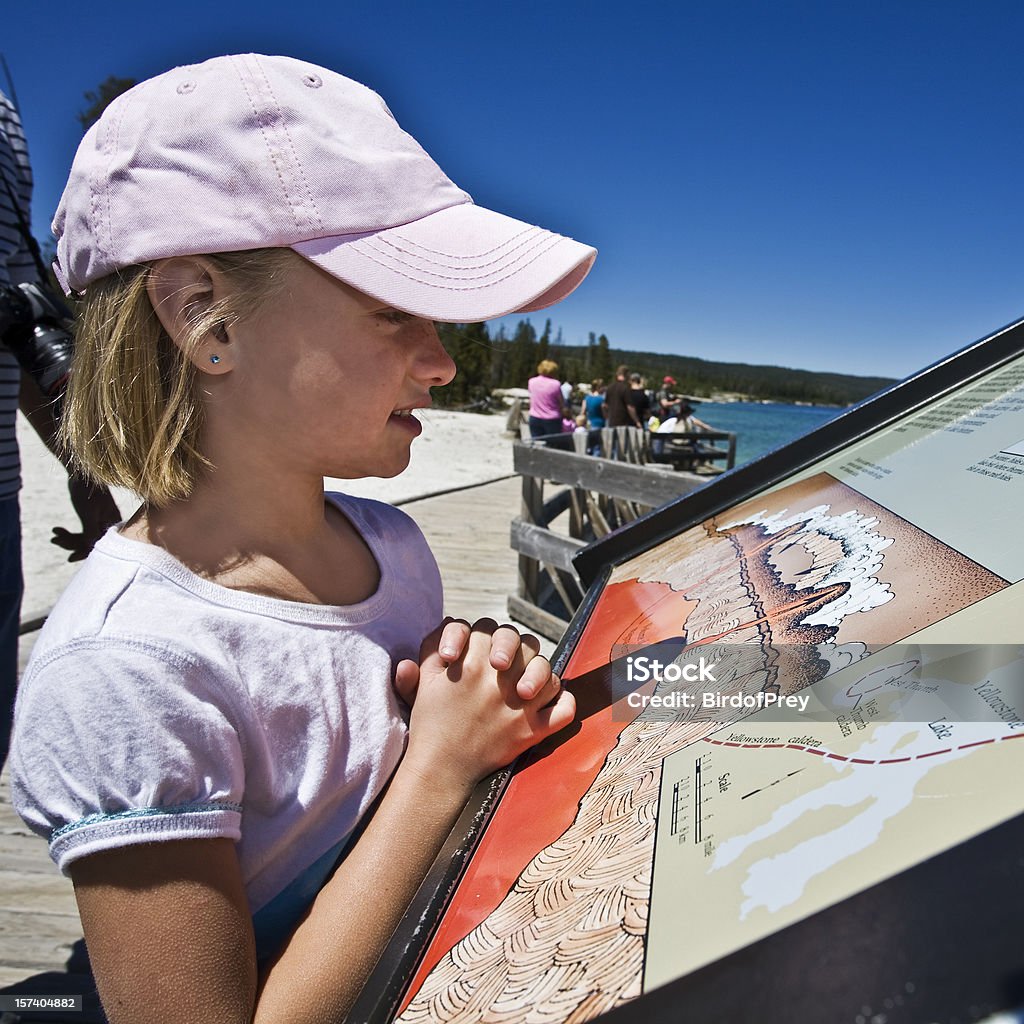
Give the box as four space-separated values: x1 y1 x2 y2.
11 493 442 959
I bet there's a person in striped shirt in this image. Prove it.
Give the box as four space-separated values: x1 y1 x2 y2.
0 88 118 766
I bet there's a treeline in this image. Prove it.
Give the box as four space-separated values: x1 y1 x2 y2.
435 319 895 408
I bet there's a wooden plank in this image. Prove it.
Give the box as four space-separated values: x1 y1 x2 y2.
509 520 586 572
616 426 643 463
398 477 556 657
650 431 738 471
0 792 67 867
612 496 641 526
0 871 78 917
518 474 543 607
585 491 611 537
672 430 734 444
0 767 83 980
520 472 545 527
504 398 524 435
568 488 585 540
18 613 48 636
506 595 569 643
513 443 704 507
540 488 572 527
0 909 82 974
542 563 577 618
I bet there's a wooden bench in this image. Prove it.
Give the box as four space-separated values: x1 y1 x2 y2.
649 430 736 472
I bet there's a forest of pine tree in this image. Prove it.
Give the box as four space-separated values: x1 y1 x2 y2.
434 320 895 409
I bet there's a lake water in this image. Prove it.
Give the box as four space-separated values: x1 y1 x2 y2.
688 400 842 467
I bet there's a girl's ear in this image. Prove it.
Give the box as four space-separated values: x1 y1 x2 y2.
146 257 232 374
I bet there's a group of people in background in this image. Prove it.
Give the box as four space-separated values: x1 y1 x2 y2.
526 361 714 448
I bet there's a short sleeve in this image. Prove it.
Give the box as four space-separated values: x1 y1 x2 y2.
10 638 246 874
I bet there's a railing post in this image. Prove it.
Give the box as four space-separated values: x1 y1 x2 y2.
518 466 544 610
509 440 706 641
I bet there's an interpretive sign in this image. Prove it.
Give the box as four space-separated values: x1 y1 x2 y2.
356 316 1024 1024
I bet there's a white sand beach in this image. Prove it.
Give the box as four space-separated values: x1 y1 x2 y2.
16 407 519 668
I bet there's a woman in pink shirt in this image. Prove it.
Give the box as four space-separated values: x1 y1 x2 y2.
527 359 569 437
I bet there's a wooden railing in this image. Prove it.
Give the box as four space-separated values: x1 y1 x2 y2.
508 428 721 641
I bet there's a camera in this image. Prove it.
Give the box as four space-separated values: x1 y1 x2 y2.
0 282 75 399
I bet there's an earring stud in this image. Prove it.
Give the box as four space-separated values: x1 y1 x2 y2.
210 354 221 364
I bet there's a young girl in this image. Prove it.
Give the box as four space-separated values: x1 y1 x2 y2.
10 54 595 1022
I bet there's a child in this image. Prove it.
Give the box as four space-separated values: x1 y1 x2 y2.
9 54 595 1022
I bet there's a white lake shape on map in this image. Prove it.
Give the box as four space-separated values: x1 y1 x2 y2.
709 720 982 919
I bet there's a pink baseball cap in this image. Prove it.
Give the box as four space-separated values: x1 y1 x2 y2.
52 53 596 322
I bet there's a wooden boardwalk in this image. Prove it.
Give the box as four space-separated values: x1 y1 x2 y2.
0 474 549 995
400 475 551 646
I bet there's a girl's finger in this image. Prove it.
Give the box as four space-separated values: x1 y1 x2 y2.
534 687 577 736
437 618 471 661
520 670 563 708
537 671 564 707
517 631 541 660
515 658 555 702
488 625 524 670
394 659 420 705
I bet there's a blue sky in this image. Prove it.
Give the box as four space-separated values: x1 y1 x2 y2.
6 1 1024 379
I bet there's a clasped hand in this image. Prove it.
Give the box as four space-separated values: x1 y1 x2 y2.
394 618 576 786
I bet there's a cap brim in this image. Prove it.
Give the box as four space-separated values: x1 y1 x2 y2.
292 203 596 322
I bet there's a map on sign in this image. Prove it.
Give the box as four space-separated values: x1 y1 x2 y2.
646 636 1024 988
391 350 1024 1024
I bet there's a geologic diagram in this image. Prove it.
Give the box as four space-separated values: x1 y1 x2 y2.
397 358 1024 1024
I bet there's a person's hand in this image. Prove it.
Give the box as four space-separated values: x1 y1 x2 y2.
395 618 575 789
395 617 553 706
50 475 121 562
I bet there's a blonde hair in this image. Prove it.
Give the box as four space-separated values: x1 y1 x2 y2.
60 248 295 507
537 359 559 376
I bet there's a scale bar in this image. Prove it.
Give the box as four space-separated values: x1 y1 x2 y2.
695 758 702 843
